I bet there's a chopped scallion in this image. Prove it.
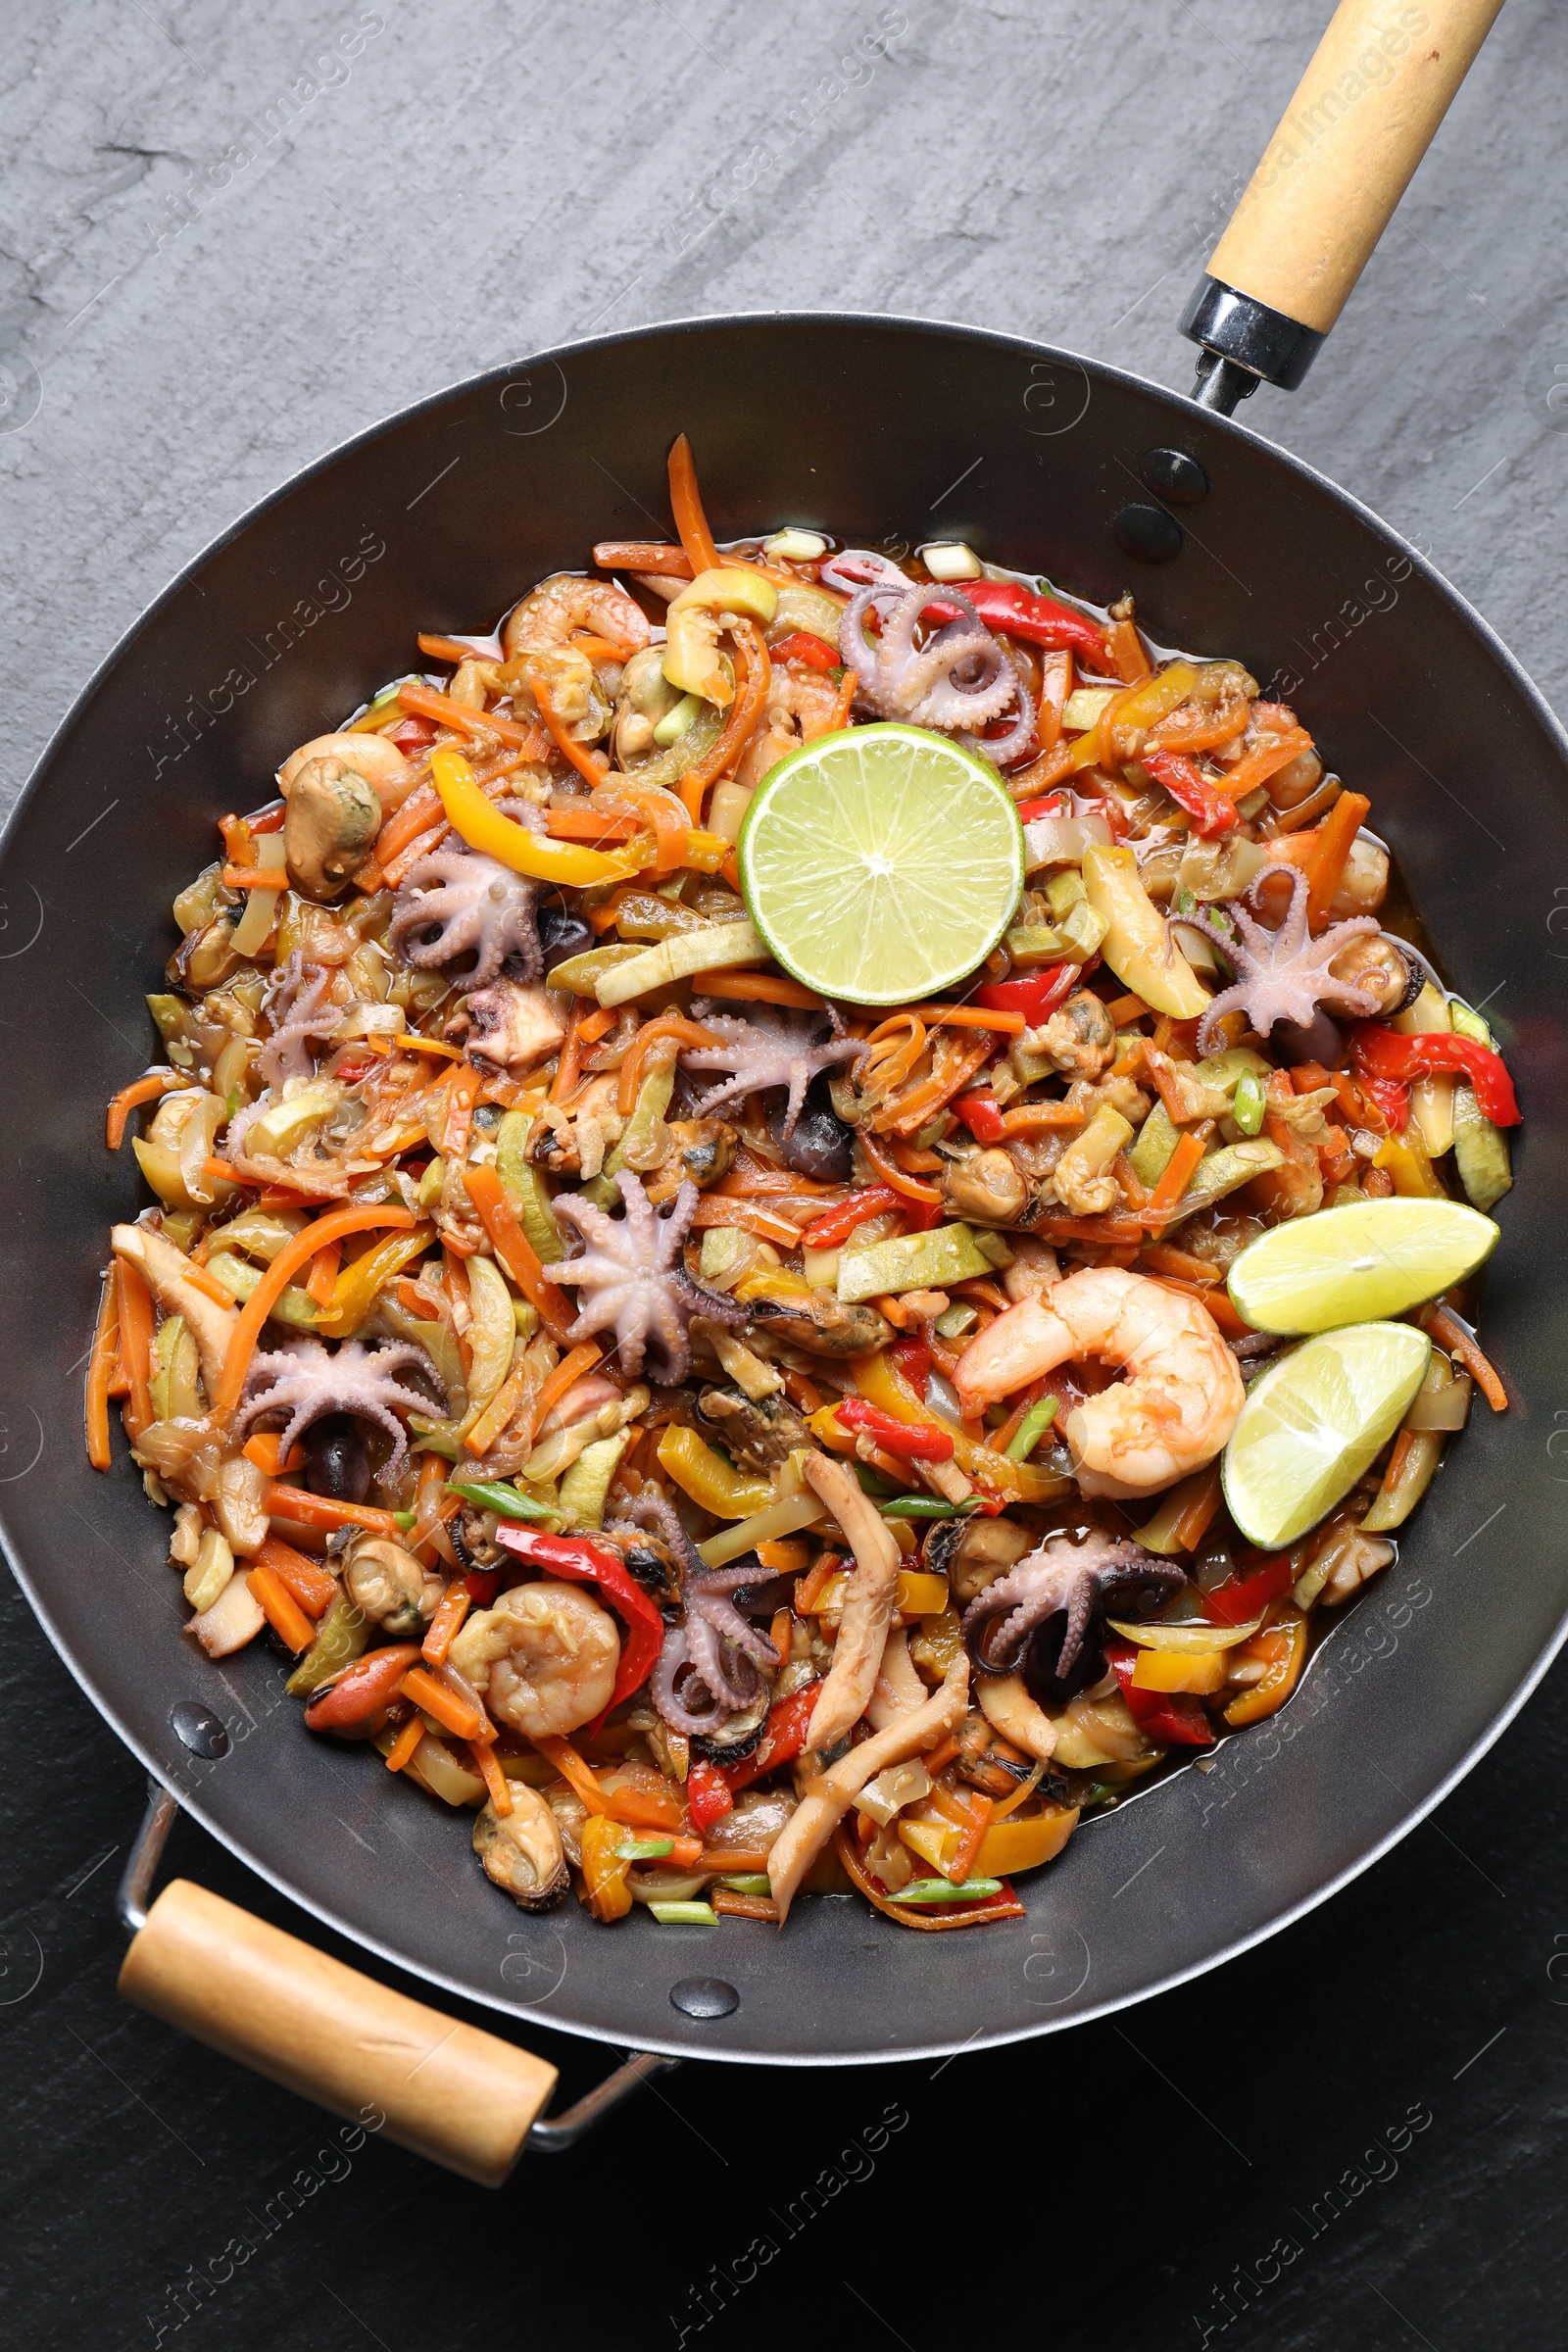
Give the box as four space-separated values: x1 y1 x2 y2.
892 1877 1004 1906
647 1901 719 1926
614 1838 674 1861
1004 1394 1059 1461
714 1874 771 1895
1232 1070 1267 1137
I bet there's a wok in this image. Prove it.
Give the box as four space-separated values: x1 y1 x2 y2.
2 0 1559 2179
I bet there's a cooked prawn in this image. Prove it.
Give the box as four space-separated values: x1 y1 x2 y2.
449 1578 620 1739
954 1266 1244 1496
735 658 843 786
503 573 651 662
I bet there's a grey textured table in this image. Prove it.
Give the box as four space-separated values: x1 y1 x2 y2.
3 7 1566 2349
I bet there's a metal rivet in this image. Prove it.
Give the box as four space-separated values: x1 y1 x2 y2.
170 1701 228 1759
1138 447 1209 506
669 1977 739 2020
1112 502 1183 564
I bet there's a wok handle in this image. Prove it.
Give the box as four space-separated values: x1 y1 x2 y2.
120 1879 560 2186
1181 0 1503 405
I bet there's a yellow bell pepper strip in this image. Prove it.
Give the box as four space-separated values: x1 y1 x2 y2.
1371 1125 1447 1200
663 567 778 706
803 1568 950 1617
1063 660 1199 772
430 746 635 887
1131 1647 1229 1695
314 1224 434 1339
696 1491 830 1568
216 1204 416 1419
656 1424 774 1519
851 1348 1062 1505
1083 845 1210 1018
900 1806 1078 1882
1222 1605 1308 1727
580 1812 635 1921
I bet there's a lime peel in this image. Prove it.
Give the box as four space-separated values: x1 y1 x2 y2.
736 721 1025 1006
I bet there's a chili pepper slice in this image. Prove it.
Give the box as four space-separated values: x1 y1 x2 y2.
956 1091 1007 1144
495 1525 664 1730
949 579 1111 666
970 963 1077 1025
1105 1638 1215 1748
837 1397 956 1461
769 629 840 671
1351 1025 1520 1127
1141 747 1238 838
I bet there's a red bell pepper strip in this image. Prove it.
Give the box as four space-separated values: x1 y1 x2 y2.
837 1397 955 1461
1359 1076 1409 1134
956 1091 1007 1144
1015 792 1073 822
1203 1557 1293 1627
971 963 1077 1026
828 561 1112 667
1106 1639 1215 1748
686 1758 735 1835
890 1333 932 1392
769 629 839 672
686 1684 825 1831
496 1525 664 1731
1351 1025 1520 1127
801 1185 901 1250
1142 747 1238 838
465 1569 501 1605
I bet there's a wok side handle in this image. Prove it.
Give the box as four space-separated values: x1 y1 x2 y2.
1181 0 1504 408
115 1782 676 2184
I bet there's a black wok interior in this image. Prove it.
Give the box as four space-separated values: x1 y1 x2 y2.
4 315 1564 2063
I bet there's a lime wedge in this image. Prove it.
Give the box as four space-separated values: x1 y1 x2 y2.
736 722 1025 1005
1222 1322 1431 1550
1228 1198 1498 1335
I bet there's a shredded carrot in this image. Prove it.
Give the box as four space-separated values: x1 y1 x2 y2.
252 1534 336 1618
873 1031 995 1135
461 1164 577 1341
711 1888 780 1922
576 1004 618 1047
532 1733 684 1829
416 633 493 664
944 1789 995 1885
305 1241 341 1309
1000 1102 1084 1134
440 1061 480 1161
385 1715 425 1772
115 1258 156 1439
549 1002 585 1104
1139 1242 1219 1285
217 1205 416 1420
1144 1130 1205 1222
1217 724 1314 802
545 805 638 844
380 821 448 888
689 969 824 1011
375 781 444 864
106 1070 182 1151
1304 791 1371 929
1147 1274 1253 1339
529 665 611 790
396 680 547 755
827 667 857 730
920 1732 962 1779
84 1271 119 1470
422 1584 471 1666
1422 1302 1506 1412
263 1483 408 1537
616 1013 720 1115
401 1662 489 1742
858 1124 943 1204
794 1554 844 1613
679 620 770 822
465 1345 532 1457
903 1002 1026 1037
687 1196 808 1248
524 1340 604 1446
1105 616 1152 682
594 540 694 577
470 1740 513 1814
1102 992 1152 1027
246 1559 316 1654
533 1731 606 1809
667 433 719 574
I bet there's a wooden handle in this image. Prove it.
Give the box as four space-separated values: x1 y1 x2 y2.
119 1880 558 2187
1207 0 1504 334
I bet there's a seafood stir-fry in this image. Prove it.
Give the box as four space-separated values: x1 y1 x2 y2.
88 437 1519 1932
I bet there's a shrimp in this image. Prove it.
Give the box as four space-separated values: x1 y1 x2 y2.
954 1266 1244 1496
503 573 651 662
449 1579 620 1739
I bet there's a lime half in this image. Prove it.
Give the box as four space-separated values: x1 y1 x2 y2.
1222 1322 1432 1550
1228 1198 1498 1336
736 722 1025 1005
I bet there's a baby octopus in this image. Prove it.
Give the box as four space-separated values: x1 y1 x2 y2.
962 1533 1183 1699
541 1169 742 1383
233 1335 444 1486
823 551 1036 763
682 1004 865 1144
389 821 547 989
621 1491 780 1738
1195 861 1380 1058
258 953 337 1087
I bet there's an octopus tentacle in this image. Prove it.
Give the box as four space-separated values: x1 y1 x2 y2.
961 1535 1177 1682
1196 863 1381 1057
258 954 337 1088
835 565 1035 759
389 841 544 987
681 1006 865 1143
233 1336 444 1486
541 1171 706 1381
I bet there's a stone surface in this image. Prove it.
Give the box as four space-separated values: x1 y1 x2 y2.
3 6 1566 2348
